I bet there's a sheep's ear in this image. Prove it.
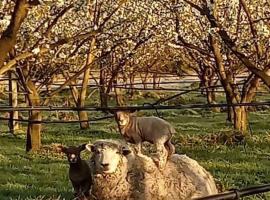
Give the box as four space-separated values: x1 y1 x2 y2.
86 144 95 152
80 143 87 151
122 147 131 156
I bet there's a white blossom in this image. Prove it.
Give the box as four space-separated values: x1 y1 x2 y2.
94 25 98 30
32 47 41 55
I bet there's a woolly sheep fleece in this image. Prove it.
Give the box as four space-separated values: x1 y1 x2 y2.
87 139 218 200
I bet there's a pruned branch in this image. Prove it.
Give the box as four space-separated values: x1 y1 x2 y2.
239 0 262 58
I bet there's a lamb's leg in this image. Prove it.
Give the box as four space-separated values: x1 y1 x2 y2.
133 142 142 155
165 138 175 158
82 180 91 197
72 182 81 197
154 141 168 170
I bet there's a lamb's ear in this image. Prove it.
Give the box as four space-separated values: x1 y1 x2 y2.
80 143 87 151
86 144 95 152
122 147 131 156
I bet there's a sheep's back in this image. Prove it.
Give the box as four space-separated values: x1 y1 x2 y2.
165 154 218 198
127 153 217 200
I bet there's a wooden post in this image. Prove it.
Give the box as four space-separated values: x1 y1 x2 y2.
8 71 19 134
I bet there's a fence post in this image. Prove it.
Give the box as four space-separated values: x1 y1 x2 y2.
8 71 19 134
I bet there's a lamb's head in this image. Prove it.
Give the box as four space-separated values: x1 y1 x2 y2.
115 111 131 127
58 144 86 164
86 140 131 174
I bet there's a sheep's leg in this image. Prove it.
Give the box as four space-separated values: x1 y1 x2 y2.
154 141 168 170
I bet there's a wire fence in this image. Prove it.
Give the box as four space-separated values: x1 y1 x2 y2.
194 184 270 200
0 101 270 121
1 74 269 125
0 115 114 124
0 102 269 111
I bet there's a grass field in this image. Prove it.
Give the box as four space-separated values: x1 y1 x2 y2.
0 91 270 200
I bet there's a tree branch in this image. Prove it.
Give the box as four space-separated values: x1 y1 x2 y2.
0 0 31 67
183 0 270 88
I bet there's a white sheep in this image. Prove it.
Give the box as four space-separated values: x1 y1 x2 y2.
113 111 176 169
86 139 218 200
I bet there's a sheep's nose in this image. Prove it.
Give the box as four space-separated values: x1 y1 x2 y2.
101 163 109 167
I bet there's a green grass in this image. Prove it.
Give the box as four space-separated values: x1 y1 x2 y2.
1 88 270 200
0 110 270 200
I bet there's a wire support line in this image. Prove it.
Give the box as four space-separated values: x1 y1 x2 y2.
0 101 270 112
0 115 114 124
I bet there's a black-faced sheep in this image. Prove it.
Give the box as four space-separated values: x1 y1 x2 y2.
113 111 176 169
86 139 218 200
58 144 92 199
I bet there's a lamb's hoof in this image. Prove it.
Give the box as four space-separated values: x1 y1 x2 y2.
73 193 79 199
73 194 88 200
88 193 98 200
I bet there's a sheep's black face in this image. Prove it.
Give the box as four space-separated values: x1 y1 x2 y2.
59 144 86 164
65 148 80 163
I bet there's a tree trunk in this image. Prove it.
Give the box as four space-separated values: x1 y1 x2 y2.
153 73 157 89
8 71 19 134
202 66 219 112
62 70 80 121
114 78 125 106
233 106 247 132
129 73 135 98
77 38 96 129
26 85 41 152
210 35 245 132
206 87 219 113
234 75 260 132
141 72 149 89
99 63 108 108
26 108 42 152
224 93 233 122
16 66 42 152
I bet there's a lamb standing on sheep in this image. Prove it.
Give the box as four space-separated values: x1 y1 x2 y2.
86 139 218 200
58 144 92 199
114 111 176 169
